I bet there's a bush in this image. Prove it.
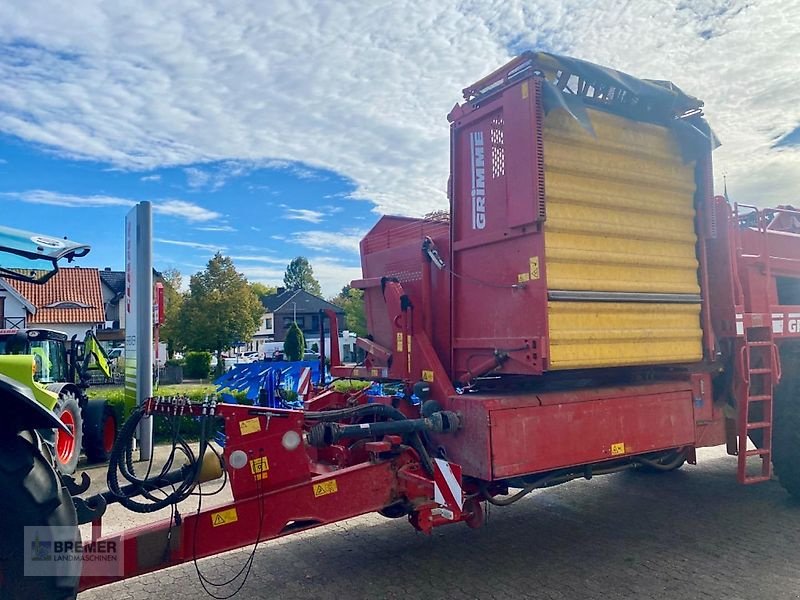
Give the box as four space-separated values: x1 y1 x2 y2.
165 358 184 367
310 342 319 353
283 323 305 361
184 351 212 379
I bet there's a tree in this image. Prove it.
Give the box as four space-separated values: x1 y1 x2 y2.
177 253 263 369
331 285 367 337
250 282 276 302
283 322 305 361
159 268 185 358
283 257 322 297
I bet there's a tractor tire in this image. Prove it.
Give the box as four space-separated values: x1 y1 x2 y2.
0 431 81 600
82 399 117 464
53 392 82 476
772 345 800 498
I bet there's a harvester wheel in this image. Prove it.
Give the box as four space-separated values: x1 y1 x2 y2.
53 392 82 476
0 431 81 600
771 345 800 498
82 399 117 464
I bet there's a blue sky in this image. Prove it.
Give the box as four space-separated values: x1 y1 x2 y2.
0 0 798 297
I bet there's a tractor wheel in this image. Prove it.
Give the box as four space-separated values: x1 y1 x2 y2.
53 392 82 476
772 345 800 497
82 399 117 464
0 431 81 600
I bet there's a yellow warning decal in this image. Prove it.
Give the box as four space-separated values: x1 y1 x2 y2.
249 456 270 481
211 508 238 527
396 332 404 352
239 417 261 436
611 442 626 456
521 81 529 99
422 370 434 382
313 479 338 498
529 256 540 280
518 273 530 283
371 368 380 377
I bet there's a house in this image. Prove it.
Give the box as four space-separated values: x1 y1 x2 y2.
97 267 126 343
248 288 345 354
0 267 106 338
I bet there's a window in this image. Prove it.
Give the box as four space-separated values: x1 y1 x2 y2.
296 316 305 329
283 316 293 329
264 317 273 330
311 315 319 330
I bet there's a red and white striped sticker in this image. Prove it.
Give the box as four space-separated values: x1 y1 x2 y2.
433 458 463 514
297 367 312 399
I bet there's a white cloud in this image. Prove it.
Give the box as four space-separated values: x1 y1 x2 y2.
153 199 220 222
197 224 237 232
290 229 366 254
229 255 289 264
2 189 221 224
0 1 798 213
283 208 325 223
154 238 226 252
141 174 161 182
2 189 135 208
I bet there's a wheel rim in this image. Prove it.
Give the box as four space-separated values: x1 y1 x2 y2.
56 408 76 464
103 414 116 454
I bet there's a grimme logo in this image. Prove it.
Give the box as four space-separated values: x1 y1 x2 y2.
470 130 486 230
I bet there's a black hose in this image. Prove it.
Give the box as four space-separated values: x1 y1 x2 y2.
107 406 206 513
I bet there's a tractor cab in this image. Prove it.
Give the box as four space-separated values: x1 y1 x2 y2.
0 328 70 384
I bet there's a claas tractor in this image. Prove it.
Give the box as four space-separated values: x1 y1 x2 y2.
0 326 115 475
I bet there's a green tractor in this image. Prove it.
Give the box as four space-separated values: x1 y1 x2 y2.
0 225 98 598
0 327 116 475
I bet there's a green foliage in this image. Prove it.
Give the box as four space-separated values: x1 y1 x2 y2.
283 256 322 297
283 322 305 361
332 379 371 392
184 351 212 379
177 253 263 355
331 285 367 336
159 268 186 357
310 342 319 353
250 282 276 302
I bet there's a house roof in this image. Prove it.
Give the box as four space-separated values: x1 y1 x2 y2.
262 289 344 315
99 269 126 296
3 267 105 324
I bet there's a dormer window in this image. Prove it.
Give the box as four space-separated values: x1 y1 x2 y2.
44 301 93 309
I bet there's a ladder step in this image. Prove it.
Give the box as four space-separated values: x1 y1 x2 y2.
747 394 773 401
748 368 773 375
746 341 773 347
742 475 772 484
746 421 772 430
745 448 771 457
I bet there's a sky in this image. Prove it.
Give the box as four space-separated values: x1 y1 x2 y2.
0 0 799 297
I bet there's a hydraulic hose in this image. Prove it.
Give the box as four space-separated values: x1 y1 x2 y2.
106 405 206 513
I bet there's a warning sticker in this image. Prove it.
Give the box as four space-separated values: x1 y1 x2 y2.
313 479 338 498
239 417 261 436
211 508 238 527
529 256 540 280
518 273 530 283
396 332 404 352
249 456 270 481
422 370 434 382
611 442 626 456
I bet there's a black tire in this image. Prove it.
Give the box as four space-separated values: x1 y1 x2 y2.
0 431 81 600
82 399 117 464
772 344 800 497
52 392 82 476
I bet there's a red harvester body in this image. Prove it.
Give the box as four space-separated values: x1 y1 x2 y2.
77 52 800 593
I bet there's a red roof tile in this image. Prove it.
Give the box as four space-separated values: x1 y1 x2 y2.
3 267 105 325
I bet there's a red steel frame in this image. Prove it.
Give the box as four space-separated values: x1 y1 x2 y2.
75 55 800 592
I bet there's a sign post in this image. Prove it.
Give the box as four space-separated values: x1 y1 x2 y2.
124 202 154 461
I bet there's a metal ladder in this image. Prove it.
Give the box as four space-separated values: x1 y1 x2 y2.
737 324 778 484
